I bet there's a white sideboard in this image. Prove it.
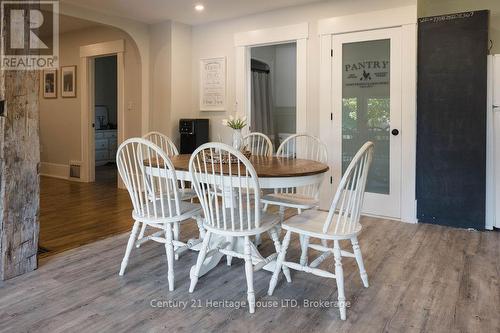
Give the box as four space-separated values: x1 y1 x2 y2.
95 130 117 166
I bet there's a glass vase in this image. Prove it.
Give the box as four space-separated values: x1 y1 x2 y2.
232 129 243 151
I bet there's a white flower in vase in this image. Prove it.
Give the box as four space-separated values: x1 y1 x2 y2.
221 114 247 150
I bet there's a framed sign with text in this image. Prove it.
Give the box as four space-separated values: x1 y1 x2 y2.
200 57 226 111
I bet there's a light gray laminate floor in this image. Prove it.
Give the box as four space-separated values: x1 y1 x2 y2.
0 217 498 333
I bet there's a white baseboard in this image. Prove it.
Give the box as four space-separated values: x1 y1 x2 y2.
40 162 69 180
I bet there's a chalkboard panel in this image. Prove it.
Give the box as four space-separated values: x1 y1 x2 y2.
417 11 489 230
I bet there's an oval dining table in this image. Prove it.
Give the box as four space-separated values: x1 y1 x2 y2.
147 153 329 279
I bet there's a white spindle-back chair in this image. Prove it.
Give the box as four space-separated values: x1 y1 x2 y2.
188 142 290 313
262 134 327 213
139 132 197 250
261 134 328 248
274 133 327 199
242 132 273 157
116 138 203 291
242 132 273 245
268 142 374 320
142 131 179 156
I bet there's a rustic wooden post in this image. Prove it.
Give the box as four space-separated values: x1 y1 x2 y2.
0 2 41 280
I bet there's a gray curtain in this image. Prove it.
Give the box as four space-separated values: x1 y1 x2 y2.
251 71 274 136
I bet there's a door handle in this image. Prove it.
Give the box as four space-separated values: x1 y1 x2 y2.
391 129 399 136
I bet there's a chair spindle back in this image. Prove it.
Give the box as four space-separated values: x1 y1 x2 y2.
323 142 374 235
243 132 273 157
189 143 262 232
117 138 181 220
143 131 179 157
276 134 328 198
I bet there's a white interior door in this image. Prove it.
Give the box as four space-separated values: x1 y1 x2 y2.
331 28 402 219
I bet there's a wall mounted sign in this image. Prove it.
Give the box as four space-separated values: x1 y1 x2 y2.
200 57 226 111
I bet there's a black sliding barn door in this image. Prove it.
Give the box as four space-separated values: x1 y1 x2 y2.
417 11 489 230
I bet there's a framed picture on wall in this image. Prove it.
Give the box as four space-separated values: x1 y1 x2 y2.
200 57 226 111
61 65 77 98
43 69 57 99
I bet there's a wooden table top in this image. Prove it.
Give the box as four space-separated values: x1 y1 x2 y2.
154 154 329 178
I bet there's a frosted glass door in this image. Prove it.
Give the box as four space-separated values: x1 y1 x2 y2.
332 28 402 219
342 39 390 194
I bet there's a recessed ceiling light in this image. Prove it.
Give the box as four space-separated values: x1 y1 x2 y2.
194 4 204 12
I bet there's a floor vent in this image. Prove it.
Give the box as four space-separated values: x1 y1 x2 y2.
69 160 82 179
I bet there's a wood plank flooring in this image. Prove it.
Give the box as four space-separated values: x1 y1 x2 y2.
39 166 132 258
1 213 498 332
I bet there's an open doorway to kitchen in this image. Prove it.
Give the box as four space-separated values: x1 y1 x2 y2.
93 55 118 185
250 42 297 151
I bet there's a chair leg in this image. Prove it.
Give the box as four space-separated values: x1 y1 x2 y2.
278 206 285 223
268 230 291 296
173 222 180 260
135 222 147 248
333 240 347 320
196 216 206 239
263 203 269 212
351 236 369 287
300 235 310 266
189 231 212 293
120 221 140 275
226 236 235 266
254 233 262 247
244 236 255 314
165 224 175 291
268 227 292 283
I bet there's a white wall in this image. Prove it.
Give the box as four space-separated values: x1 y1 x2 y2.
188 0 416 143
149 21 194 147
170 22 195 146
274 44 296 108
149 21 172 136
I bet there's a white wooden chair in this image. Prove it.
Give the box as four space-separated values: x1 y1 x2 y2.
242 132 273 157
117 138 203 291
261 134 328 252
142 131 197 201
188 143 290 313
242 132 273 246
262 134 328 214
142 131 179 156
268 142 374 320
140 132 197 250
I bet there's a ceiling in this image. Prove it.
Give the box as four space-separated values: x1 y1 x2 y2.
60 0 324 25
58 14 102 34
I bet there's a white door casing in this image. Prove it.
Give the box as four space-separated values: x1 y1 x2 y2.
486 54 500 229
